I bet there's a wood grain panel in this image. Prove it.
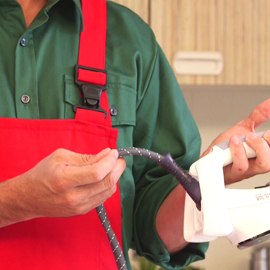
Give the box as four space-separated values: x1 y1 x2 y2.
175 0 196 84
109 0 149 24
195 0 216 84
150 0 270 85
241 0 253 85
215 0 226 84
266 0 270 85
258 0 270 84
253 0 259 84
150 0 174 62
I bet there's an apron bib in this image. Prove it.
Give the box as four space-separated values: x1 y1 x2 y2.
0 0 122 269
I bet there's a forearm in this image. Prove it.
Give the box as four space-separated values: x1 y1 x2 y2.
156 185 188 254
0 175 35 228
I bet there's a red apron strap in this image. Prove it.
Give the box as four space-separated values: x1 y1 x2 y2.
75 0 112 127
78 0 107 85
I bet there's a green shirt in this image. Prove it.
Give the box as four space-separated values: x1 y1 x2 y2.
0 0 208 269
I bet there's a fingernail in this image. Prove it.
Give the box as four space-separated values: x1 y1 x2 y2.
112 149 119 159
231 136 239 145
264 130 270 139
97 148 111 156
246 133 257 140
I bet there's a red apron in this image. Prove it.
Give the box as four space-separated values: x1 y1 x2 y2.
0 0 122 269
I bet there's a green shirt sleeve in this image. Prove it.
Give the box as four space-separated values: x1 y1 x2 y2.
105 3 209 268
130 43 209 269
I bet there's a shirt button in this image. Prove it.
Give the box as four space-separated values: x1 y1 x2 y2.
21 94 30 104
110 108 118 116
20 38 26 47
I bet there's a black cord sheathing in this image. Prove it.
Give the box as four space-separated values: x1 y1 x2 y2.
97 147 202 270
96 204 127 270
118 147 202 208
158 153 202 210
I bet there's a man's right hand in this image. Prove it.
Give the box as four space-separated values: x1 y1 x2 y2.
0 148 126 227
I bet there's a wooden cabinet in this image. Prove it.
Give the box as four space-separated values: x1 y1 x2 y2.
150 0 270 85
109 0 149 24
110 0 270 85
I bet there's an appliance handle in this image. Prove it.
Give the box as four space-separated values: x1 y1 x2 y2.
216 131 265 167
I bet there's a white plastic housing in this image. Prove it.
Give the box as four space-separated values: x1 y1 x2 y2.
184 139 270 246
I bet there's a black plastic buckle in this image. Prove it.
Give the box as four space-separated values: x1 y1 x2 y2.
73 65 108 117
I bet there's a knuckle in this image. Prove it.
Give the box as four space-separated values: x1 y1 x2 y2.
63 193 81 214
239 161 249 172
51 148 67 161
108 185 117 198
76 207 88 216
90 168 103 182
119 159 127 171
119 157 126 166
72 207 84 216
71 203 93 216
266 159 270 169
81 154 92 165
257 159 270 171
51 165 69 192
98 186 117 201
106 174 116 189
231 159 249 176
255 141 270 171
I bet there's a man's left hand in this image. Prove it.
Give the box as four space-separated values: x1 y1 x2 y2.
202 98 270 185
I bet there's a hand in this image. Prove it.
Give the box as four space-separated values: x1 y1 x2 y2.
224 131 270 184
201 98 270 185
0 148 126 227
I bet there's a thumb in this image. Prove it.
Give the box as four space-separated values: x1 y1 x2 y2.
53 148 113 167
75 148 117 166
248 98 270 129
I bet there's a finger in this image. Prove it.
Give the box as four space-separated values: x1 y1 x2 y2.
70 185 119 216
75 158 126 199
248 98 270 129
245 132 270 173
87 184 118 208
49 149 105 166
225 136 249 184
89 148 113 163
71 147 113 166
80 158 125 211
63 158 126 214
58 149 120 188
263 130 270 146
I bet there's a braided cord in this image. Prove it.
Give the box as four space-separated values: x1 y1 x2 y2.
97 147 201 270
96 205 127 270
118 147 201 207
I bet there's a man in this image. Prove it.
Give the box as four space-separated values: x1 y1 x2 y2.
1 0 270 269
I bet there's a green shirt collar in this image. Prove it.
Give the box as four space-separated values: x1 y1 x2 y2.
45 0 81 11
0 0 84 31
45 0 84 30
